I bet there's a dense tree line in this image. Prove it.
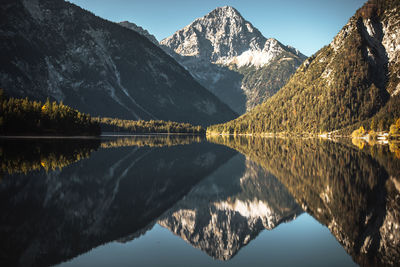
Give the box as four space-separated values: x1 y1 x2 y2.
94 117 205 134
0 89 205 135
0 90 100 135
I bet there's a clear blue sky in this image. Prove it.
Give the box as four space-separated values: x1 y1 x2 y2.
68 0 367 56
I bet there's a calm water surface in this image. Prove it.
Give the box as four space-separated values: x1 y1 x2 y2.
0 135 399 267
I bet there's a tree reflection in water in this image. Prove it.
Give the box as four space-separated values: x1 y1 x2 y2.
208 136 400 266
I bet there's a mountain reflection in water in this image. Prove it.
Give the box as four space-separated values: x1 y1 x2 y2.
0 135 398 267
158 154 302 260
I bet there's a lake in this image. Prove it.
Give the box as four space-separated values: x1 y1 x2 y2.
0 135 399 267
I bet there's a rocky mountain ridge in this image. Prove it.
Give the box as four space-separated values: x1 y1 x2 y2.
118 21 159 45
161 6 303 67
160 6 306 114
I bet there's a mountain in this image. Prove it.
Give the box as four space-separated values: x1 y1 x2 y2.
0 0 237 126
159 154 302 260
208 0 400 134
161 6 306 114
118 21 159 45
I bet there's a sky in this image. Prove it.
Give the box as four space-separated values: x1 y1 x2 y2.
67 0 367 56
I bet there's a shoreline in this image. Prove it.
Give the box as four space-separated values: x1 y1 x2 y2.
0 132 205 139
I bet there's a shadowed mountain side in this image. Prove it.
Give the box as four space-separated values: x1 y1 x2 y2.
0 140 237 267
208 136 400 266
158 153 302 260
0 0 237 126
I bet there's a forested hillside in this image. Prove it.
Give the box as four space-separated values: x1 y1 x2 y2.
208 0 400 135
0 90 100 135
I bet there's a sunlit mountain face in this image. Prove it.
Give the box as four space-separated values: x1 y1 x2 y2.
160 6 306 115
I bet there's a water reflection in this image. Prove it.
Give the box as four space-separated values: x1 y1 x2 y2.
0 138 100 175
0 136 399 267
100 135 203 148
0 136 236 267
159 154 302 260
208 136 400 266
0 135 203 176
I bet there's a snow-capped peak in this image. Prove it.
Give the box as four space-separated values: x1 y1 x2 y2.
161 6 304 68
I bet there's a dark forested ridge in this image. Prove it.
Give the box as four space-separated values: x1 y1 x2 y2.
208 0 400 135
0 0 237 126
0 90 100 135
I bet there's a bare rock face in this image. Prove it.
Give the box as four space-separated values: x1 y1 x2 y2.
161 6 306 114
161 6 301 67
329 2 400 96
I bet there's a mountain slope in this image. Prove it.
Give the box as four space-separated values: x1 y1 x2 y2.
161 6 306 114
118 21 159 45
208 0 400 134
0 0 237 126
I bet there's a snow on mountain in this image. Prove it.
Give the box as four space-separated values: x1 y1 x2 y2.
160 6 306 114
